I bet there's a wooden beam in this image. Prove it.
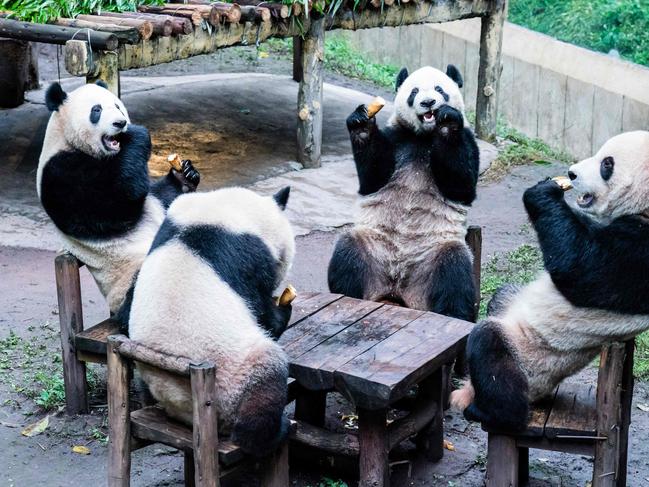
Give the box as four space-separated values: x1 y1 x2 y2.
110 334 194 376
475 0 506 142
296 15 325 168
107 336 132 487
109 11 193 35
486 434 519 487
75 14 153 40
86 51 120 97
191 362 220 487
358 408 390 487
55 253 88 415
290 419 360 456
96 12 173 37
54 18 141 45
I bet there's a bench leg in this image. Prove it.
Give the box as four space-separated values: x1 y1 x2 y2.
259 441 289 487
616 340 635 487
486 434 519 487
358 407 390 487
107 337 131 487
184 451 196 487
55 253 89 415
190 363 220 487
294 387 327 427
475 0 506 142
415 369 445 462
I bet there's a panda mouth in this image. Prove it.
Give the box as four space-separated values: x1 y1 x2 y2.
102 134 121 153
419 111 435 124
577 193 595 208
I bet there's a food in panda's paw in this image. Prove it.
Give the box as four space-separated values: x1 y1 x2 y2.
277 285 297 306
366 96 386 119
167 153 183 172
551 176 573 191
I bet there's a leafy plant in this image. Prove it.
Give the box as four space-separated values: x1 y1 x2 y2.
509 0 649 67
33 371 66 410
1 0 165 24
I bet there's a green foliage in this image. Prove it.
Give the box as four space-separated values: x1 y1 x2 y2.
509 0 649 66
479 244 544 318
264 36 399 89
317 479 349 487
1 0 164 24
33 371 66 411
634 331 649 379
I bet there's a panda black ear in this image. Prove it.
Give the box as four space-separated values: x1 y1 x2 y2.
45 82 67 112
273 186 290 211
446 64 464 88
395 68 409 92
95 80 109 90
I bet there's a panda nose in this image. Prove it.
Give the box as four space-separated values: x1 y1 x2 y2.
568 170 577 181
420 99 436 109
113 120 127 130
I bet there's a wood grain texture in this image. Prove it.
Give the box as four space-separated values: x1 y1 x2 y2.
412 370 444 460
55 252 89 415
191 362 220 487
358 408 390 487
290 419 360 456
75 318 120 356
544 383 597 439
486 434 519 487
287 292 341 327
107 336 131 487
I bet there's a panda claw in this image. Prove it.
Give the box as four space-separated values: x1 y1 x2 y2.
433 105 463 135
180 160 201 187
346 104 374 132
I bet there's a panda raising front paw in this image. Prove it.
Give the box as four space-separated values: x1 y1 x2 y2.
328 65 480 320
37 81 200 314
452 131 649 432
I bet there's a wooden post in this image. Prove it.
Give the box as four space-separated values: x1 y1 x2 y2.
486 434 519 487
414 369 444 462
296 16 325 168
259 441 289 487
593 343 626 487
292 36 303 82
294 387 327 428
465 225 482 321
87 51 120 97
358 407 390 487
107 335 131 487
191 362 220 487
475 0 506 142
616 340 635 487
55 253 88 415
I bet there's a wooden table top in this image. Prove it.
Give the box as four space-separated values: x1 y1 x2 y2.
279 292 474 410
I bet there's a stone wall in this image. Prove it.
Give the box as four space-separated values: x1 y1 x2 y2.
341 20 649 158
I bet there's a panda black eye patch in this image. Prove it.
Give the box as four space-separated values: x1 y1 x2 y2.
90 104 102 124
435 86 450 102
600 156 615 181
407 88 419 107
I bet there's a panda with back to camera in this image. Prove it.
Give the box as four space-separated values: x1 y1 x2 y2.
328 65 480 321
123 186 294 456
38 81 200 314
450 131 649 431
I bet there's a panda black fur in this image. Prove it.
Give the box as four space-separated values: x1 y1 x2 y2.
328 65 480 320
124 186 294 456
38 82 200 314
451 131 649 431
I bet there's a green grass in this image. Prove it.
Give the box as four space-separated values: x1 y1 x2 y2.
509 0 649 67
264 36 400 89
479 244 544 319
0 0 164 24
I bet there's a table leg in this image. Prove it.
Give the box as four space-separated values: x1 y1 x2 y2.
415 369 444 462
358 407 390 487
294 387 327 428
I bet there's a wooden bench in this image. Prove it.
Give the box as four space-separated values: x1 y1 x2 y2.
484 340 635 487
106 335 289 487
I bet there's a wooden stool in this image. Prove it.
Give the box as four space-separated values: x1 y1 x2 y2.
484 340 635 487
106 334 289 487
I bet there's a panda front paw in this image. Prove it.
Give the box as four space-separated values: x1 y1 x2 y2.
171 159 200 192
347 104 376 142
434 105 464 137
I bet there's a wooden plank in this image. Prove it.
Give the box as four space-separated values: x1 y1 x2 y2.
289 419 359 457
130 406 244 467
107 336 131 487
75 318 119 356
544 382 597 439
616 340 635 487
486 434 519 487
190 362 220 486
290 305 425 390
281 297 384 362
335 314 472 409
287 292 342 327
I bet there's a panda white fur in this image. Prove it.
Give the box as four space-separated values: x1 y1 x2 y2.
38 82 199 314
328 65 480 321
124 186 294 456
451 131 649 431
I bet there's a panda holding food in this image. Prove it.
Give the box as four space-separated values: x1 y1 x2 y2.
328 65 480 322
37 81 200 314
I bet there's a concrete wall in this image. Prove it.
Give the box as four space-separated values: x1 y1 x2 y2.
340 20 649 159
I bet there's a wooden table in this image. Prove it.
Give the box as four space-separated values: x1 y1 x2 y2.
281 292 474 487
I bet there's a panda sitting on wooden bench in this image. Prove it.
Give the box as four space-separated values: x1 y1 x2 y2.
328 65 480 321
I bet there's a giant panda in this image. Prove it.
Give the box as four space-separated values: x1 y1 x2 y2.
123 186 294 456
450 131 649 431
327 65 480 321
38 81 200 314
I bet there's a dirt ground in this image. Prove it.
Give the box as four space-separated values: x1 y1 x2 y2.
1 44 649 487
